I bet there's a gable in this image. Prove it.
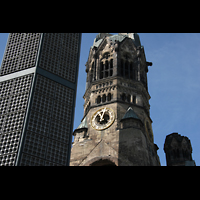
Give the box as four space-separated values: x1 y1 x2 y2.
96 37 108 53
119 37 137 53
79 139 118 166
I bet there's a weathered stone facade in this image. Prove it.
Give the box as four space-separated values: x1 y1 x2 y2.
164 133 196 166
70 33 161 166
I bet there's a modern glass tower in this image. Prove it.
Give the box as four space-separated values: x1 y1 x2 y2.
0 33 81 166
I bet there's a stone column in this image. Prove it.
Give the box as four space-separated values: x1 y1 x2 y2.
113 41 119 76
96 56 100 80
94 59 96 81
131 94 133 103
113 52 118 76
136 47 141 81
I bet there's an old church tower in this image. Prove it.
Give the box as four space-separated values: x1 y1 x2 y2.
70 33 161 166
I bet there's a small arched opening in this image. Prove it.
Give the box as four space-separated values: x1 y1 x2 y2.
90 159 116 166
107 93 112 101
121 93 126 101
127 94 131 103
97 95 101 104
102 94 106 103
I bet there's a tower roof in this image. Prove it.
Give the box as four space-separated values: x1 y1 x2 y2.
92 33 141 48
77 117 88 129
121 107 140 121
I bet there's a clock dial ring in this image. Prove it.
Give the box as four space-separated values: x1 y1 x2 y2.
91 107 115 131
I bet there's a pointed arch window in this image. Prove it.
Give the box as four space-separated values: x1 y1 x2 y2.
130 62 133 79
105 60 109 78
97 95 101 104
125 60 129 79
121 93 126 101
99 58 113 79
102 94 106 103
90 62 94 82
127 94 131 103
110 59 113 69
121 58 130 79
105 60 109 70
120 54 137 80
100 62 104 79
107 93 112 101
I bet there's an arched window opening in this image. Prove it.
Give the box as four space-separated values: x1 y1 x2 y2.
89 62 96 82
107 93 112 101
121 93 126 101
130 62 133 79
105 71 108 78
97 95 101 104
120 57 134 79
132 63 137 81
125 61 128 70
100 62 104 79
100 62 104 71
96 93 113 105
110 59 113 76
99 58 113 79
121 59 124 77
102 94 106 103
93 61 96 81
90 68 93 82
105 60 109 70
132 96 136 104
127 94 131 103
125 60 129 79
110 69 113 76
110 59 113 69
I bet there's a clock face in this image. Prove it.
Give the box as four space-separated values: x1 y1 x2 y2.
91 107 115 131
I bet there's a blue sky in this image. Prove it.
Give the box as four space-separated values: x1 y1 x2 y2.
0 33 199 166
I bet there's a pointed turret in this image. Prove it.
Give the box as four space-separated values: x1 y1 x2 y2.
120 107 143 129
121 107 140 120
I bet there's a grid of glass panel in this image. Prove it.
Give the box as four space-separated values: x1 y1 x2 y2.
0 74 33 166
19 75 74 166
39 33 80 83
0 33 41 76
